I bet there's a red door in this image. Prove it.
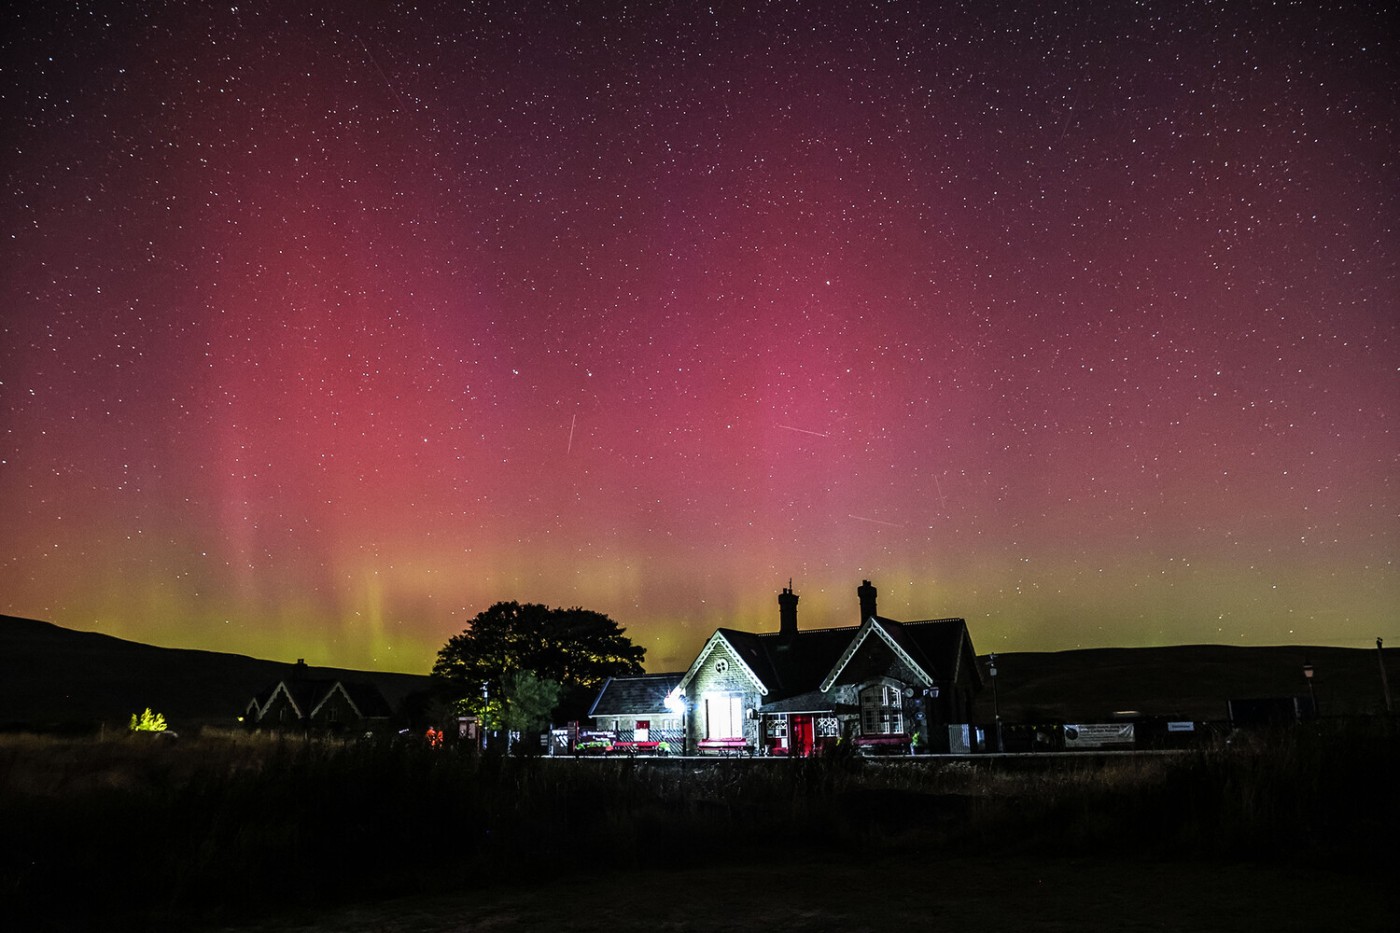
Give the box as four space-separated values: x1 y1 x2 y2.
791 715 815 757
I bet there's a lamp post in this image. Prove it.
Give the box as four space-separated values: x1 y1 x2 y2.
1302 662 1316 718
919 683 940 754
665 689 688 756
989 653 1003 753
1378 638 1393 715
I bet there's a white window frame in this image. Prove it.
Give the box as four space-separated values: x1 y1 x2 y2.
704 694 744 739
860 684 905 735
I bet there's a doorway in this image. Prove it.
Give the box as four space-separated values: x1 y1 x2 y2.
791 714 815 757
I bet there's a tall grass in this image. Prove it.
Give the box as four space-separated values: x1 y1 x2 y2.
1 725 1394 930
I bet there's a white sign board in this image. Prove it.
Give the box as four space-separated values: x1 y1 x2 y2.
1064 723 1135 749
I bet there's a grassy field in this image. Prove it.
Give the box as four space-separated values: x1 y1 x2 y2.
2 725 1396 931
213 857 1393 933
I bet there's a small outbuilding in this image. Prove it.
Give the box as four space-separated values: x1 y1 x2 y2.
586 671 685 752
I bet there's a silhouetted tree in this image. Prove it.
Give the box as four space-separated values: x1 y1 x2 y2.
432 601 646 723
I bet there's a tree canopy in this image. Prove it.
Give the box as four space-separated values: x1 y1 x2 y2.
499 670 561 735
432 602 646 723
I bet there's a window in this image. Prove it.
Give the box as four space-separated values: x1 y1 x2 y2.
860 684 905 735
635 720 650 742
704 695 744 738
768 714 788 739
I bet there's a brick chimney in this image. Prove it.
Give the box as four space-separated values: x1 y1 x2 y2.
858 580 877 622
778 582 799 643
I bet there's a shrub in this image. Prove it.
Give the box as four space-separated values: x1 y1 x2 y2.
129 707 168 732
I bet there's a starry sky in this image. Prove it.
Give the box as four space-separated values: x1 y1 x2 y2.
2 2 1395 674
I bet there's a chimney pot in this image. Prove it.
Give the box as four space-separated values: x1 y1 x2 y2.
778 584 800 643
858 580 878 623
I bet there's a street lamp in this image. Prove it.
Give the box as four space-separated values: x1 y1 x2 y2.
988 653 1003 753
665 688 688 756
1302 662 1316 718
1378 639 1393 715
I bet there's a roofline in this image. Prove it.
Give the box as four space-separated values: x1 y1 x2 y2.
819 617 934 693
309 681 361 720
677 630 769 696
587 676 615 718
256 681 306 722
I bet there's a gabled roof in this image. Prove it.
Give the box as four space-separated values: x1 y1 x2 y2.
588 672 685 718
676 630 772 696
259 678 337 720
255 677 392 722
817 616 976 692
309 680 393 720
339 681 394 718
819 617 934 692
715 627 854 700
895 617 982 691
674 615 977 704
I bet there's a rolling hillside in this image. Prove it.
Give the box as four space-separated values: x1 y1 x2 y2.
0 614 433 730
1 614 1393 731
981 643 1394 722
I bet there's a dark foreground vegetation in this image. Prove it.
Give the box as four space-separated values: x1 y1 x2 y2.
2 724 1396 932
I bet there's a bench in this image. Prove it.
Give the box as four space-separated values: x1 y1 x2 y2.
610 741 663 755
854 734 913 755
697 737 752 757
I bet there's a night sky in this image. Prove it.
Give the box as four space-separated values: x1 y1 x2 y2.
2 2 1395 674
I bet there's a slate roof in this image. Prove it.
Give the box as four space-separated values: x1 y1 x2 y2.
333 681 394 719
588 672 685 717
714 627 852 700
253 677 393 722
705 616 979 702
252 678 338 719
759 689 839 714
873 616 982 691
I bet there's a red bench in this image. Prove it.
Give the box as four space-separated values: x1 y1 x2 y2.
610 741 662 755
854 734 913 755
697 737 752 756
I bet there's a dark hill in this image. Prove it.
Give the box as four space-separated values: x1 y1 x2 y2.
0 614 432 730
982 643 1395 722
3 614 1392 732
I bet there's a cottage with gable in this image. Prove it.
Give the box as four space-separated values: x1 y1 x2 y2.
669 581 982 755
246 660 394 733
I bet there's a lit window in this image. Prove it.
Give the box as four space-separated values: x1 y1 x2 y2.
768 714 788 738
704 695 744 738
860 684 905 735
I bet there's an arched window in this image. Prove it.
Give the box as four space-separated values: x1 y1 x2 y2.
860 684 905 735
